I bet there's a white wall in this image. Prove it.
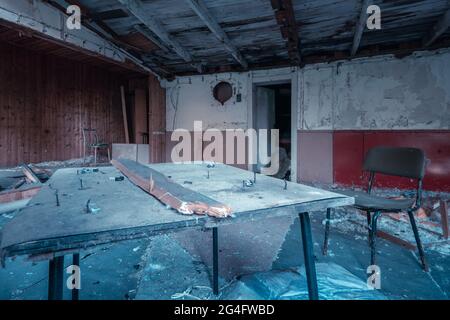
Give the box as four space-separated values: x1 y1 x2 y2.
164 72 250 131
300 48 450 130
164 48 450 132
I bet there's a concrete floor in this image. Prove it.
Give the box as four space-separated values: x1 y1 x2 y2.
1 207 449 300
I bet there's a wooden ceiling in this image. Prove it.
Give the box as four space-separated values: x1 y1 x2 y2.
16 0 450 78
0 23 147 78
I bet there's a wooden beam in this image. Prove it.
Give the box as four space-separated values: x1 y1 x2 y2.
349 220 416 250
1 0 151 73
47 1 174 78
118 0 193 63
351 0 371 56
185 0 248 68
270 0 301 65
40 0 155 75
134 25 170 53
90 9 129 21
21 165 40 184
111 158 232 218
423 8 450 47
120 86 130 144
0 186 41 204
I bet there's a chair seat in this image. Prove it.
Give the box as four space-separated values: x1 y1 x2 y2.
337 190 415 211
90 143 108 148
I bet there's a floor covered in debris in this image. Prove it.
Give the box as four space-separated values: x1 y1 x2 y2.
1 188 449 300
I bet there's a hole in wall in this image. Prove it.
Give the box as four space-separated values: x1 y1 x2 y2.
213 81 233 105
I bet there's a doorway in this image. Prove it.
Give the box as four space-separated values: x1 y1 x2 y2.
253 82 292 180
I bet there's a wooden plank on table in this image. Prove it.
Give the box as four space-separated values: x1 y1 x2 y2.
120 85 130 144
0 164 353 259
111 158 232 218
0 185 41 204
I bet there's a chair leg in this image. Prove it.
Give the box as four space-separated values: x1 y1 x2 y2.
94 148 97 165
366 211 372 244
323 208 332 255
369 211 381 266
407 209 429 272
107 148 111 162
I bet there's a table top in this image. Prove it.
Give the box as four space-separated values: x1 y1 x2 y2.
0 163 353 259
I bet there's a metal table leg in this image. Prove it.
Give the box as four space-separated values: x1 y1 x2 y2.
212 227 219 295
48 255 64 300
299 212 319 300
322 208 331 255
72 253 80 301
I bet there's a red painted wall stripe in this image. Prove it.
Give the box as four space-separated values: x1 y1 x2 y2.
333 130 450 192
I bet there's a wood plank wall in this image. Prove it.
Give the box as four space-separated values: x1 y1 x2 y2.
148 74 166 163
0 41 129 167
134 88 148 144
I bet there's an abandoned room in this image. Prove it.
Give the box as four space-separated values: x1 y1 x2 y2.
0 0 449 303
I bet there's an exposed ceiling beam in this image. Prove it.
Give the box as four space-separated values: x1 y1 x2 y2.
134 24 170 53
351 0 371 56
46 1 147 54
62 0 120 38
90 9 129 21
2 0 153 74
270 0 301 65
117 0 193 63
57 0 175 77
185 0 247 68
423 8 450 47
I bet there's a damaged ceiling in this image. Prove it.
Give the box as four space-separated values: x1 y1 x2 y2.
14 0 450 77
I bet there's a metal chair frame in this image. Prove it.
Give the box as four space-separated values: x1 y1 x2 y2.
323 146 428 271
82 128 110 165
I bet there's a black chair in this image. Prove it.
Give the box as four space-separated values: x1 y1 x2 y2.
323 146 428 271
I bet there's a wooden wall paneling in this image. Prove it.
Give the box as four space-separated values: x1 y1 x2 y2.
120 85 130 144
134 88 148 144
29 47 40 164
148 74 166 163
8 45 17 166
0 41 131 167
0 44 5 165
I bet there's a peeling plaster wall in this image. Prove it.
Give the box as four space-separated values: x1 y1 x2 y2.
166 48 450 132
164 73 250 131
164 49 450 190
300 48 450 130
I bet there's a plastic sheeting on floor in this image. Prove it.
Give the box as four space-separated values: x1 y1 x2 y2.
219 263 387 300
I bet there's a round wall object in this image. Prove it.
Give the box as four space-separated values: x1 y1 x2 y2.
213 81 233 105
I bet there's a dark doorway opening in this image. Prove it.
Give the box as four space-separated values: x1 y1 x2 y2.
254 82 292 180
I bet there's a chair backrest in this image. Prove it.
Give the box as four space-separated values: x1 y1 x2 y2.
363 146 426 180
82 128 99 145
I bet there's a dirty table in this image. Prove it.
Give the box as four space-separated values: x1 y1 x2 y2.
0 163 354 300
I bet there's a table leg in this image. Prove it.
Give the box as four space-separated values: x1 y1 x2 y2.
213 227 219 295
72 253 80 301
299 212 319 300
48 255 64 300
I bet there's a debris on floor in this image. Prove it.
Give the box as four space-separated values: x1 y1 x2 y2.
219 263 387 300
24 156 95 169
318 186 450 256
0 166 44 206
